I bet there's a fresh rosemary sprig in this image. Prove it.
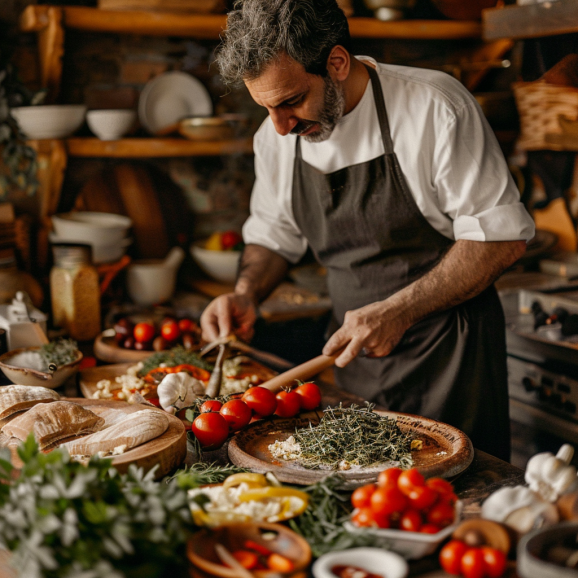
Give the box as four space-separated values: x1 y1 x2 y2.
137 346 213 377
288 474 381 557
168 462 250 490
293 403 414 470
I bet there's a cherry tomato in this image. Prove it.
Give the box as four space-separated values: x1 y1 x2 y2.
461 548 486 578
407 485 438 511
377 467 403 489
267 553 294 573
370 486 408 517
426 477 454 496
397 468 425 496
221 230 243 250
427 501 455 528
191 412 229 449
399 509 422 532
178 318 196 333
133 322 155 343
274 390 301 418
161 320 180 342
420 523 441 534
200 400 223 413
439 539 468 575
242 386 277 417
351 484 377 510
294 382 322 410
481 547 507 578
351 508 378 527
220 399 252 431
231 550 258 570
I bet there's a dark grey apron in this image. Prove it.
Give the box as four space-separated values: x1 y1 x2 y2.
291 65 510 461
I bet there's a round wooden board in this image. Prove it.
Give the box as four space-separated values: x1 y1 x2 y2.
0 398 187 479
228 410 473 488
94 333 151 363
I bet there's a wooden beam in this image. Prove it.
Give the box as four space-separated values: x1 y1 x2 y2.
65 137 254 157
348 18 481 39
484 0 578 40
38 7 64 103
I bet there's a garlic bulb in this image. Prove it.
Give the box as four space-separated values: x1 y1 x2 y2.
157 372 204 414
525 444 577 501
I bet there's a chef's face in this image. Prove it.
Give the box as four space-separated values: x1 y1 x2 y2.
245 53 345 143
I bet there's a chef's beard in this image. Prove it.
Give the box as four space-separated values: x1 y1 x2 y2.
290 75 345 143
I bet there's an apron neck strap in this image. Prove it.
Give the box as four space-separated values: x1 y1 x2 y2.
364 63 394 155
295 63 394 157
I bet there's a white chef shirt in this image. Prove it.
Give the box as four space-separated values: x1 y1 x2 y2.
243 56 535 264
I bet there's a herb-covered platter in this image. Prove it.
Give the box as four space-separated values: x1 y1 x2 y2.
228 409 473 489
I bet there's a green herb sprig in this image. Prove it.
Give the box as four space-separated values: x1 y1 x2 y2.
137 346 213 377
168 462 249 490
294 403 414 470
38 339 78 369
288 474 381 557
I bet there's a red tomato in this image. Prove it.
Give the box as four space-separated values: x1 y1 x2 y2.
231 550 258 570
399 509 422 532
420 523 442 534
133 322 155 343
351 484 377 510
294 382 322 410
161 321 180 342
221 230 243 250
377 467 403 489
178 318 196 333
267 553 294 573
426 477 454 496
397 468 425 496
461 548 486 578
481 547 507 578
275 390 301 418
220 400 252 431
439 540 468 575
351 508 378 527
427 501 455 528
200 400 223 413
407 485 438 511
242 386 277 417
370 486 408 517
191 412 229 448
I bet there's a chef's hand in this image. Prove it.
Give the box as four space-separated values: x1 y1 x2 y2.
322 300 410 367
200 293 257 343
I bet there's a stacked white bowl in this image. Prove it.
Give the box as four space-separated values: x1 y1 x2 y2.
49 212 132 264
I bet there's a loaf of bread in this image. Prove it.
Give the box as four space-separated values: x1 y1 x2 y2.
541 53 578 87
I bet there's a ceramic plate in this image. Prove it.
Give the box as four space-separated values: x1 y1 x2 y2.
138 71 213 134
228 410 474 488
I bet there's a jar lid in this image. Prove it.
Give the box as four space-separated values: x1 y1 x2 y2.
51 242 93 265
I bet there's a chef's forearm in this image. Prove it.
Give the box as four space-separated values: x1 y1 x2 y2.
391 239 526 327
235 244 289 304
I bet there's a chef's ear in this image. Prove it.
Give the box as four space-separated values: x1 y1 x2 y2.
327 45 350 82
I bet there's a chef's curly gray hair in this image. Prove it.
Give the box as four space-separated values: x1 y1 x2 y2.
215 0 351 87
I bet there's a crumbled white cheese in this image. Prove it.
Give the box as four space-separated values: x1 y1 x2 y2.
112 444 127 455
91 363 147 401
268 436 302 461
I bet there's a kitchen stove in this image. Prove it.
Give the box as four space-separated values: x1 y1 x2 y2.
501 287 578 468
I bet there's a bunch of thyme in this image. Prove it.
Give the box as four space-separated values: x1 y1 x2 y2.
294 403 414 470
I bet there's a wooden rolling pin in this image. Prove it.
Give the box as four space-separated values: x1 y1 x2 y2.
260 349 343 393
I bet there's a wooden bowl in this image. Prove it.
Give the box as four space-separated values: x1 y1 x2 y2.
187 522 311 578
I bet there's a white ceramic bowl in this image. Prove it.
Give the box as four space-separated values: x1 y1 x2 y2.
343 501 463 560
190 240 241 284
86 109 136 140
312 547 408 578
48 232 132 264
51 212 132 246
11 105 87 139
126 259 178 306
0 347 83 389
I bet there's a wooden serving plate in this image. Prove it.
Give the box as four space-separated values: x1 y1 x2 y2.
228 410 473 489
94 332 152 363
0 398 187 479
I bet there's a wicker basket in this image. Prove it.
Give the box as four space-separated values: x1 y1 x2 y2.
513 81 578 150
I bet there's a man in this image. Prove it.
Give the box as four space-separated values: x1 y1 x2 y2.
201 0 535 460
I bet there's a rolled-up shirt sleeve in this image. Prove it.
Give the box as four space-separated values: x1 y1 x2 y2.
432 98 535 242
242 123 308 263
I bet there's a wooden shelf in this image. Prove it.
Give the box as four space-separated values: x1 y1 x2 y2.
62 137 253 158
483 0 578 40
21 5 481 40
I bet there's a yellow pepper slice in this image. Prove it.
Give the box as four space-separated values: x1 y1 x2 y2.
238 487 309 517
222 473 268 490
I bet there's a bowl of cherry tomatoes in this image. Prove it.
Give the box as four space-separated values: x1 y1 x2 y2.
344 467 462 560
